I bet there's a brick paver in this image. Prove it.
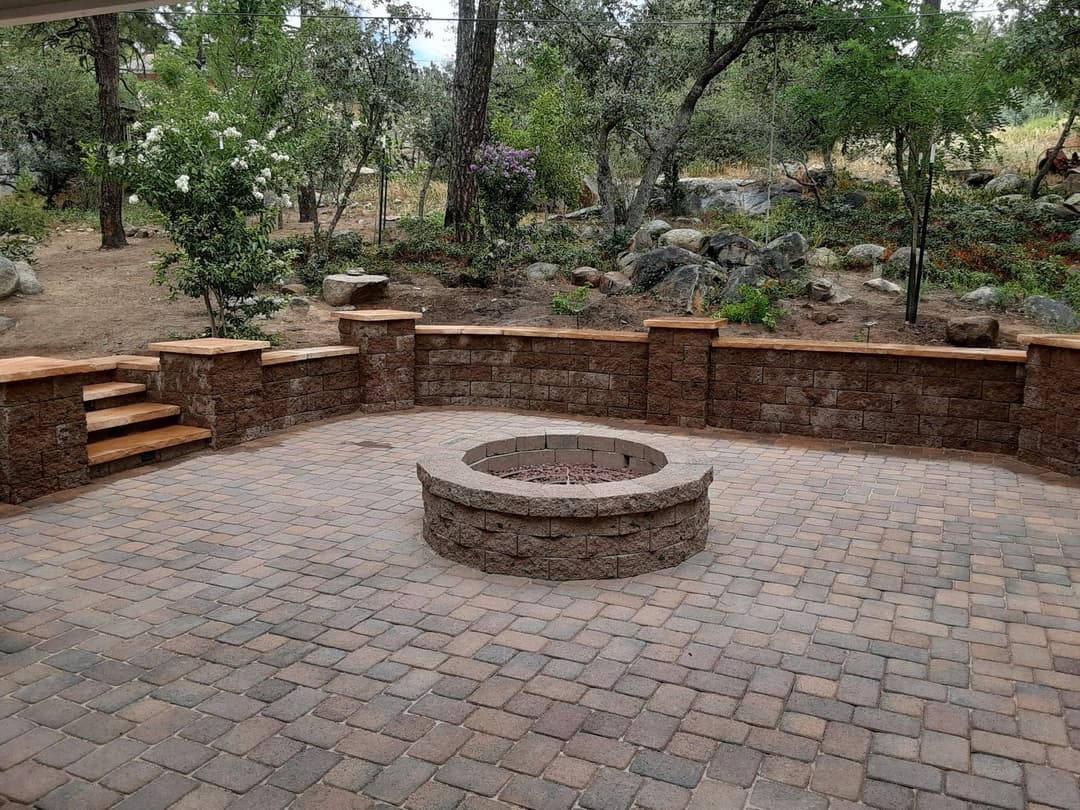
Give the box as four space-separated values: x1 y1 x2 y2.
1 408 1079 808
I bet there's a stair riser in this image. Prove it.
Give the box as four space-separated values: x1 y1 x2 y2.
86 416 183 441
89 439 210 478
85 393 149 411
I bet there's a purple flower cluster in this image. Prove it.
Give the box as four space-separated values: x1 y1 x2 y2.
469 143 537 183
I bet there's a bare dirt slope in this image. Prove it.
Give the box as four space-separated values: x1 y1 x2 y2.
0 223 1050 359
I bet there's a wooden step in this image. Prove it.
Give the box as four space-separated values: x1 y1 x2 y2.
83 382 147 402
87 425 212 465
86 403 181 432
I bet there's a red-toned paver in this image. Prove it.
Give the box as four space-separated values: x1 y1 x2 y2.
1 409 1079 808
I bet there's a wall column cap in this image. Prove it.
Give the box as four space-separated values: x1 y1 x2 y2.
644 317 726 331
333 310 423 322
148 338 270 355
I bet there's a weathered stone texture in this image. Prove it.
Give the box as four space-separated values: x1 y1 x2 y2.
414 334 648 420
1018 344 1080 474
0 375 90 503
261 355 361 432
339 317 416 411
709 348 1026 454
647 328 714 428
158 349 266 448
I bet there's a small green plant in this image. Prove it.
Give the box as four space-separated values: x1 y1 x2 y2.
551 285 590 315
718 285 785 331
0 172 48 238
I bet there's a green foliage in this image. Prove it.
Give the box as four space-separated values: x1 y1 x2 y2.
381 214 466 262
0 175 49 238
472 143 538 240
718 285 785 331
117 111 296 339
0 46 97 202
550 285 590 315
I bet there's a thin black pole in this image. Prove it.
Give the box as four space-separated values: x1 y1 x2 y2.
911 146 935 324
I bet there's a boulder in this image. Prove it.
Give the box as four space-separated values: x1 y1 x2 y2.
960 286 1001 308
805 277 834 302
1064 193 1080 209
748 247 796 280
13 261 42 295
705 233 759 266
627 228 653 252
281 283 307 296
321 273 389 306
719 265 764 303
886 246 928 268
965 170 995 188
580 225 602 240
1035 200 1080 222
624 246 706 289
652 265 717 314
845 244 886 266
526 262 560 281
571 266 604 288
562 205 600 220
946 316 999 348
344 266 367 276
658 228 708 254
864 277 902 294
991 194 1028 212
0 315 13 335
677 176 803 214
646 219 673 239
288 296 310 312
1022 295 1080 329
985 173 1025 194
829 287 853 305
764 232 809 266
601 271 632 294
805 247 840 270
839 190 870 208
0 258 17 299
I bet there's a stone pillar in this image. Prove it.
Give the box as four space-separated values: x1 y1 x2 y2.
645 317 722 429
336 310 422 412
1018 334 1080 476
0 358 103 504
150 338 269 448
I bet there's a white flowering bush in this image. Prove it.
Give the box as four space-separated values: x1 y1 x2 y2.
120 112 296 339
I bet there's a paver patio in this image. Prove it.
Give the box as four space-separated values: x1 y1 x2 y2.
1 408 1079 810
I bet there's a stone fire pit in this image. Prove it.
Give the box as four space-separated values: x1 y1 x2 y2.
417 433 713 580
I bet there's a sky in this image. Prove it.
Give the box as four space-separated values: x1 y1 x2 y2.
409 0 456 65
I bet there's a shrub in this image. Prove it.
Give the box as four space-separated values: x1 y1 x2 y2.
117 113 296 339
470 143 537 239
0 173 48 238
718 285 784 331
550 285 589 315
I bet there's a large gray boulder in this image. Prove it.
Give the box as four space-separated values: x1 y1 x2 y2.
960 286 1001 308
601 271 632 294
704 233 759 266
624 246 707 289
651 265 719 314
646 219 673 239
887 246 929 269
946 316 999 348
846 244 886 266
0 257 18 299
746 247 796 280
805 247 840 270
765 232 809 267
526 262 559 281
322 273 389 306
719 265 764 303
985 173 1025 194
1022 295 1079 329
805 276 851 304
14 262 42 295
658 228 708 254
1035 200 1080 222
677 176 803 214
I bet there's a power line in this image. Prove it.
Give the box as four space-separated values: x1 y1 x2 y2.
133 6 1002 27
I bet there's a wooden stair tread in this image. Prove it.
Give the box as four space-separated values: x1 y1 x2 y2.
83 382 147 402
87 425 212 465
86 403 181 432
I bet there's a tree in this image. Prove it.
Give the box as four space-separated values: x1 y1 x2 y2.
1002 0 1080 198
791 0 1010 320
408 65 453 217
86 15 127 248
444 0 500 240
0 46 97 203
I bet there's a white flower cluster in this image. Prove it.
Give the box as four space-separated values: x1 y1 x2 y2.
107 147 125 167
270 152 290 163
229 157 249 171
223 127 242 139
175 174 190 193
205 111 221 124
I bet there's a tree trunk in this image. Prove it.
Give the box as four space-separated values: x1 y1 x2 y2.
596 121 619 238
87 14 127 250
298 184 317 223
1030 98 1079 199
444 0 499 241
418 160 437 218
